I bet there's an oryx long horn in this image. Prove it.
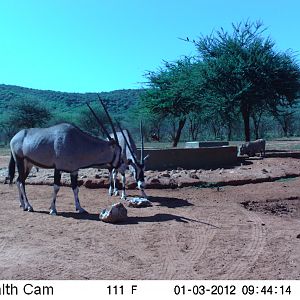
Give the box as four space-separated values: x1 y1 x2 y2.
116 121 138 163
140 120 144 164
98 94 119 145
86 102 112 140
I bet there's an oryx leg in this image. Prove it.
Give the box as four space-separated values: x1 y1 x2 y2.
140 187 148 199
70 172 87 213
120 172 127 200
108 168 119 196
137 180 148 199
49 169 61 215
112 168 119 196
108 168 113 196
16 158 33 212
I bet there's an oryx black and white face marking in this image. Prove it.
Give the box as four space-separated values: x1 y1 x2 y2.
128 161 145 190
106 120 149 200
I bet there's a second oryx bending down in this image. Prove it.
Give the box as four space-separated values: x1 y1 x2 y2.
108 125 149 200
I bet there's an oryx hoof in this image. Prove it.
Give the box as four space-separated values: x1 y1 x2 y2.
49 209 57 216
114 190 119 196
121 196 127 201
26 206 34 212
77 208 88 214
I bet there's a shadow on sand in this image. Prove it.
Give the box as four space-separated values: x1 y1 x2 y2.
33 195 218 228
147 196 194 208
116 214 219 228
34 210 219 228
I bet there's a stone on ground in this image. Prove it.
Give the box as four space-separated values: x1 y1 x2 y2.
99 202 127 223
128 197 152 208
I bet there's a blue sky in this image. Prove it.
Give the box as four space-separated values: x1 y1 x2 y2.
0 0 299 93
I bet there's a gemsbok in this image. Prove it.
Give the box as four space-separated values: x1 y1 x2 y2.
107 122 149 200
7 98 123 215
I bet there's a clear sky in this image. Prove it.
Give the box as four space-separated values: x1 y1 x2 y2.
0 0 299 93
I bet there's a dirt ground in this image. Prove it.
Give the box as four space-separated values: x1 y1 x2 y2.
0 155 299 280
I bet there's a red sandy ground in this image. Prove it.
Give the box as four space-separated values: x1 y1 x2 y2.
0 155 299 279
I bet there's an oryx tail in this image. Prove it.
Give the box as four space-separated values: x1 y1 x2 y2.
8 153 16 185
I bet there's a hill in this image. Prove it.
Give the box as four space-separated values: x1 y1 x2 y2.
0 84 143 115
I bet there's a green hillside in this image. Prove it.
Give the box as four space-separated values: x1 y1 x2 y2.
0 84 143 115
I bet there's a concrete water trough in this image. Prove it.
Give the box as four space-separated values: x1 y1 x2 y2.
139 145 238 171
185 141 229 148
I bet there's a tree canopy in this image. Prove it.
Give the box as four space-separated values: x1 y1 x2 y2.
143 57 204 146
142 20 300 144
196 20 300 141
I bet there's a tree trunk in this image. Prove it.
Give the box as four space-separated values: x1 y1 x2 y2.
172 118 186 147
241 104 251 142
211 122 218 139
283 119 289 137
251 109 264 140
227 123 232 141
188 115 201 141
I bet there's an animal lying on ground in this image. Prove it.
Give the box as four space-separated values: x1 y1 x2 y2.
238 138 266 157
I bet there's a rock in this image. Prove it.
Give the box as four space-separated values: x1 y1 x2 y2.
161 172 171 178
128 197 152 208
84 179 100 188
189 173 199 179
149 178 160 184
99 202 127 223
146 177 162 188
172 174 182 178
126 181 136 189
77 179 84 186
84 178 109 188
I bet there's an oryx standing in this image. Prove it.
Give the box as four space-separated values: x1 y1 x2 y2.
8 100 122 215
108 123 149 200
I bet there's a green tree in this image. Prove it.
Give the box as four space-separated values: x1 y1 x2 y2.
74 105 110 137
142 57 203 147
195 21 300 141
7 99 52 130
